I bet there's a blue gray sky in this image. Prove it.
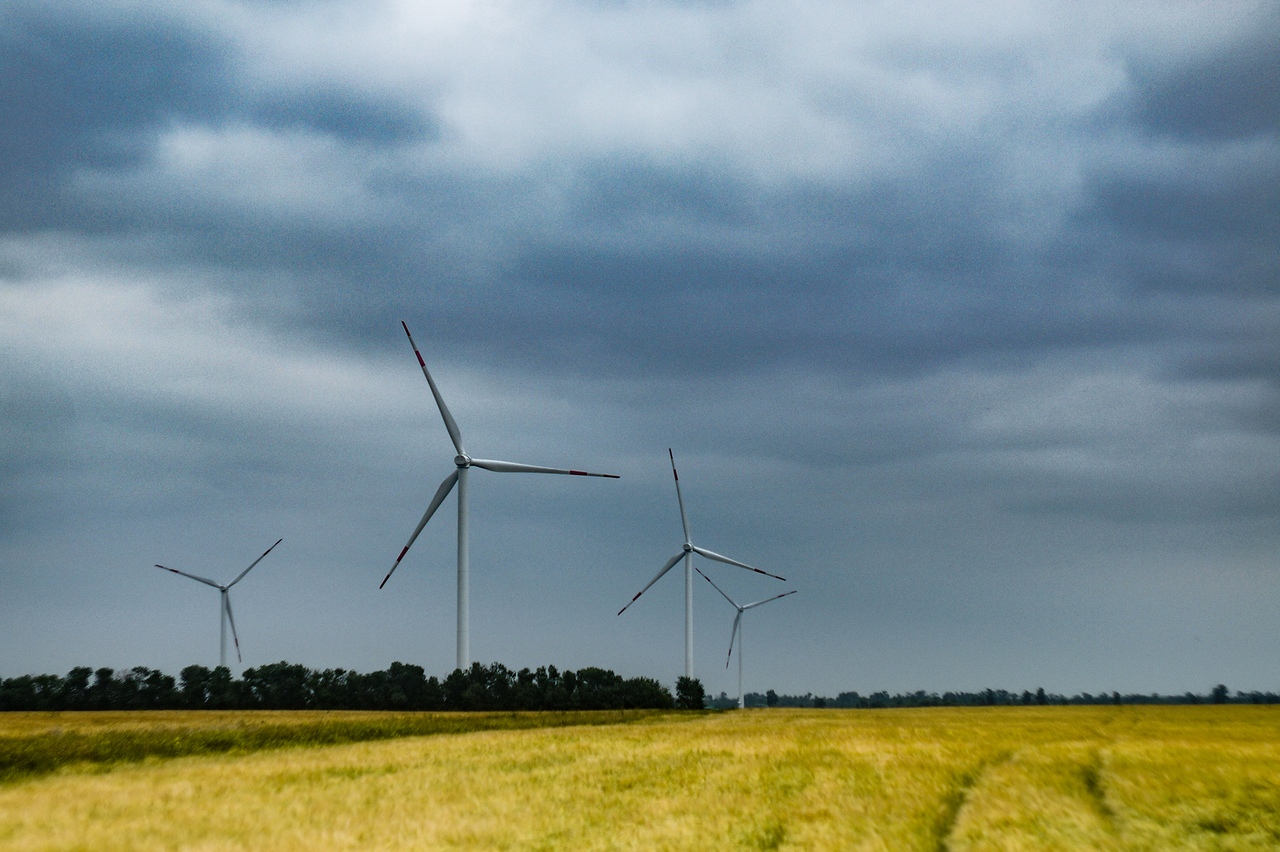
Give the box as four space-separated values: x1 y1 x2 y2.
2 0 1277 698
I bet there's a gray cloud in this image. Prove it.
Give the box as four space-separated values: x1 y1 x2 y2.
247 88 437 144
0 4 231 212
1126 15 1280 142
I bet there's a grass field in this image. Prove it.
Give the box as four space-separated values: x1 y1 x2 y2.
1 706 1277 850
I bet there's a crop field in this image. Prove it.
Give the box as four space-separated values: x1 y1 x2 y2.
1 706 1278 850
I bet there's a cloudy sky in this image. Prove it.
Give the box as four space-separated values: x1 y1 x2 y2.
2 0 1277 699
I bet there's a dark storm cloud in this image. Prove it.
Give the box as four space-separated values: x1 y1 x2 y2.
0 2 434 235
3 2 1144 387
1127 18 1280 142
498 149 1168 383
0 365 79 535
1089 165 1280 246
247 88 437 144
0 4 231 219
1067 18 1280 402
1086 16 1280 267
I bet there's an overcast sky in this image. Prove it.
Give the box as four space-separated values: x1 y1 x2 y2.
2 0 1277 699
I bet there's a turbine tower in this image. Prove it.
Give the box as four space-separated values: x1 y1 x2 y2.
155 538 281 669
382 321 620 670
696 565 795 708
618 449 785 679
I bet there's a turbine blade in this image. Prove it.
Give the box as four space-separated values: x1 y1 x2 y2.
470 458 619 477
691 545 786 581
155 564 222 589
381 469 459 588
223 593 242 664
727 610 742 668
617 551 685 616
228 538 282 588
402 321 465 456
743 589 798 610
693 564 739 609
669 449 691 544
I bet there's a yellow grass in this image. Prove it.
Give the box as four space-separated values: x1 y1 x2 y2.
1 706 1277 850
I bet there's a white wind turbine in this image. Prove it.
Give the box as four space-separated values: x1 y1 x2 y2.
695 565 795 708
617 449 786 679
381 321 620 670
155 538 282 669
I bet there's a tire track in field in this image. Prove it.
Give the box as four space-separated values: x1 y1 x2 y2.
938 742 1119 851
933 750 1014 852
1080 748 1117 828
1081 709 1124 836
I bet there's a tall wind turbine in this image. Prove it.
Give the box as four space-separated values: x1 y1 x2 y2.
696 565 795 708
381 322 620 670
617 449 786 679
155 538 281 669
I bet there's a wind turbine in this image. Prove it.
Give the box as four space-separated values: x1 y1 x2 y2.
155 538 281 669
617 449 786 679
696 565 795 708
381 321 620 671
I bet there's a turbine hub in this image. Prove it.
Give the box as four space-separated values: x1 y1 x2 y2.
683 543 693 552
454 454 471 468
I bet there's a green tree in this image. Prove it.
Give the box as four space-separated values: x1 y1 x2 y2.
128 667 177 708
206 666 238 709
243 661 311 708
675 676 705 710
89 668 117 709
61 667 93 709
180 665 212 708
573 667 623 709
620 676 673 710
388 661 433 710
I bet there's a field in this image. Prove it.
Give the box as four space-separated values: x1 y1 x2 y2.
1 706 1278 850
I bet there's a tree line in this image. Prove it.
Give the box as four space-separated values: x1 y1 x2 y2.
7 665 1272 712
0 662 682 712
711 684 1280 709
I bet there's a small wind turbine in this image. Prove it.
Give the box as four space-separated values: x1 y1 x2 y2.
696 565 795 708
617 449 786 679
381 322 620 671
155 538 281 669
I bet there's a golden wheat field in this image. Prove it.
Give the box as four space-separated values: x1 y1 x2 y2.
1 706 1278 850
